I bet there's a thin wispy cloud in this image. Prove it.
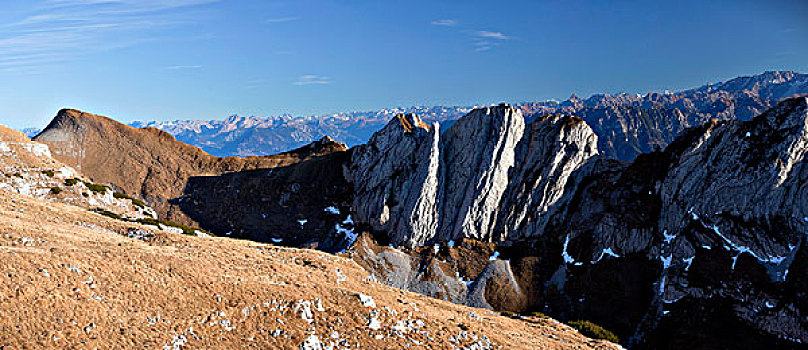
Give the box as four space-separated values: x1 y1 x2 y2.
475 31 511 40
431 19 457 27
266 16 300 23
293 75 330 86
430 19 511 52
0 0 218 71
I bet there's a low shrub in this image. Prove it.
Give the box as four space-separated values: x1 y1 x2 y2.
64 178 80 186
113 192 146 208
91 208 122 220
528 311 549 319
83 181 109 193
41 170 55 177
49 186 62 194
500 311 519 318
135 217 211 236
567 320 620 344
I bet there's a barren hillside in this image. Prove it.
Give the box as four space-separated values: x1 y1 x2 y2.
33 109 347 225
0 188 620 349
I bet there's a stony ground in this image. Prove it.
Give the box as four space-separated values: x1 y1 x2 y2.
0 188 621 349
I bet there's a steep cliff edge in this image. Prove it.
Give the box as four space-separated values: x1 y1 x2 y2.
347 98 808 349
346 105 594 247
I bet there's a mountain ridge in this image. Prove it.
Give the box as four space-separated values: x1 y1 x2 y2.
124 71 807 160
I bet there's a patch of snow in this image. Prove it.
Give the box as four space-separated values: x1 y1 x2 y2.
489 251 500 261
335 217 357 253
660 254 672 269
593 247 620 263
683 256 695 271
561 234 578 265
158 224 184 235
368 316 382 330
194 230 211 238
433 244 440 254
271 237 283 243
447 240 455 247
293 300 315 324
745 132 751 137
335 268 347 283
323 206 340 214
358 293 376 308
343 215 354 225
163 334 188 350
297 219 307 228
663 230 677 244
299 334 332 350
688 207 700 220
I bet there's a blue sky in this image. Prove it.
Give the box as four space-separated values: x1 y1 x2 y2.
0 0 806 129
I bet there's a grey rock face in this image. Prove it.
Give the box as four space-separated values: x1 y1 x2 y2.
349 98 808 348
496 114 599 241
345 114 441 247
346 105 597 247
438 105 525 242
659 97 808 283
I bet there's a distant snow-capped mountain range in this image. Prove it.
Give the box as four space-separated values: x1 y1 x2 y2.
129 105 475 157
25 71 808 160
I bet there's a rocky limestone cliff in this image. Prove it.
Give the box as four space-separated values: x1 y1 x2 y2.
496 114 599 241
348 98 808 349
345 114 441 247
347 105 598 247
438 105 525 242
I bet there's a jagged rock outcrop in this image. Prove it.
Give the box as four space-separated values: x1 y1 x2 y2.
345 114 441 247
348 98 808 349
347 105 598 247
438 105 525 242
496 114 599 241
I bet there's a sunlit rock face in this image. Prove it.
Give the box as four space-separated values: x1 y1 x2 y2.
346 104 596 247
348 98 808 349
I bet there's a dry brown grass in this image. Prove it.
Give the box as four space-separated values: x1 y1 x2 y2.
0 189 621 349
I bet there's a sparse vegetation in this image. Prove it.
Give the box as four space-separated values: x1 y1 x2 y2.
136 217 193 234
49 186 62 195
113 192 145 208
528 311 549 319
501 311 519 318
82 181 109 193
91 208 122 220
134 217 213 237
41 170 55 177
64 178 80 186
568 320 620 344
13 172 21 178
